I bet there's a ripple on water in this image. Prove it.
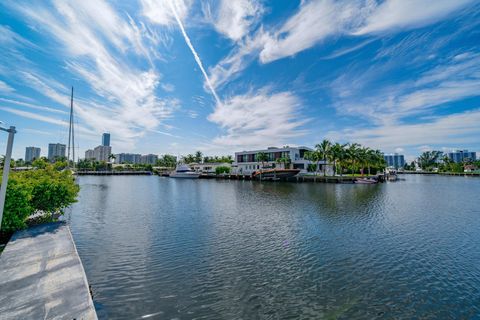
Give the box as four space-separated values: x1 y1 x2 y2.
67 175 480 319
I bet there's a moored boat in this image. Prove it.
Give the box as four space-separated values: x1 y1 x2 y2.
354 177 378 184
252 169 300 180
169 164 200 178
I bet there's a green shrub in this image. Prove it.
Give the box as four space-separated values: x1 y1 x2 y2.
1 165 80 234
1 179 32 233
215 166 231 175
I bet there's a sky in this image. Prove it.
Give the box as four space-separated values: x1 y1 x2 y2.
0 0 479 162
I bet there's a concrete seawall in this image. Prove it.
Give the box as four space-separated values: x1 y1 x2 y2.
0 222 97 319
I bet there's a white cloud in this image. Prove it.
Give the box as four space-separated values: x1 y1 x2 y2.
0 97 67 114
161 83 175 92
141 0 191 27
326 108 480 150
8 0 176 148
208 0 474 88
353 0 474 35
208 31 268 89
330 53 480 124
259 0 367 64
0 80 15 93
208 89 308 148
204 0 263 42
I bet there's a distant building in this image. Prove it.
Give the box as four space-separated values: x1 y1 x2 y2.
384 153 405 169
115 153 142 164
233 146 322 174
48 143 66 161
85 149 95 160
102 133 110 147
447 150 476 163
93 145 112 162
140 154 158 165
25 146 41 162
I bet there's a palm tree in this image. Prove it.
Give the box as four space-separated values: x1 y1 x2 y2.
316 139 332 176
194 151 203 163
276 155 291 169
330 143 347 176
304 150 321 175
256 152 269 169
418 150 442 170
346 143 360 176
108 154 116 163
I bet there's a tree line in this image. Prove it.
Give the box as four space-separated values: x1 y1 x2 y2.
304 140 386 176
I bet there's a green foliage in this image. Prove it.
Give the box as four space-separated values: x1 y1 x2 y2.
215 166 231 175
418 150 442 170
156 154 177 168
1 165 80 233
32 158 48 169
256 152 269 166
203 155 233 164
1 179 32 232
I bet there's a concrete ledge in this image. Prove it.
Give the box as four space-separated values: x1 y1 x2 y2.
0 222 97 319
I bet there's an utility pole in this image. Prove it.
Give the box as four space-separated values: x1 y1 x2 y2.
0 125 16 232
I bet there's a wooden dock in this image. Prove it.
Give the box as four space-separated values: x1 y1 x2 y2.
0 222 97 319
198 174 380 183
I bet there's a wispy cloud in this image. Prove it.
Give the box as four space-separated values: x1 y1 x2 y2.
141 0 191 27
208 89 308 148
353 0 474 35
208 0 475 88
331 52 480 124
0 97 67 114
0 80 15 93
203 0 263 42
326 108 480 151
7 0 177 148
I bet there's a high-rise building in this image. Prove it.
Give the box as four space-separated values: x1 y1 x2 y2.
115 153 141 164
25 146 41 162
93 145 112 162
48 143 66 161
140 154 158 165
384 153 405 169
102 133 110 147
85 149 95 160
446 150 477 163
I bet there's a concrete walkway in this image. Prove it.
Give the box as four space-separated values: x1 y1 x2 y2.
0 222 97 319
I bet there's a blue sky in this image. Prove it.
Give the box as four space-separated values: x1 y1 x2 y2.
0 0 479 161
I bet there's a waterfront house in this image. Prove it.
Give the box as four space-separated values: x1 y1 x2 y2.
232 146 322 175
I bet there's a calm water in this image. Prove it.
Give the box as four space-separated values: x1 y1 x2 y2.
66 175 480 319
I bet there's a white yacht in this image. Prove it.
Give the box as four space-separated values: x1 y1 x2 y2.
169 164 201 178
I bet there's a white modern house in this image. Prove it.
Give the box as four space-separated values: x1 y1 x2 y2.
232 146 328 175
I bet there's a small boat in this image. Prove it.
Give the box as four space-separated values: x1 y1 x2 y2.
252 169 300 180
169 164 200 178
354 177 378 184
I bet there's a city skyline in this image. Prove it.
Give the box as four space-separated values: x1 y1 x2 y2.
1 1 479 162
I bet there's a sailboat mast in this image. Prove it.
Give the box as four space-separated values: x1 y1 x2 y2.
67 86 75 168
71 87 75 168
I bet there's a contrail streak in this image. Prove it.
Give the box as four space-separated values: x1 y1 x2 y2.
168 0 222 105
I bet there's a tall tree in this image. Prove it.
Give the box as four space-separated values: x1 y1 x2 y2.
316 139 332 176
256 152 269 169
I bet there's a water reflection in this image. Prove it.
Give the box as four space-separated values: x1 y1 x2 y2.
69 175 480 319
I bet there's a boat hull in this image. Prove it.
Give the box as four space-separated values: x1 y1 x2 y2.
354 178 378 184
169 172 200 178
252 169 301 180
